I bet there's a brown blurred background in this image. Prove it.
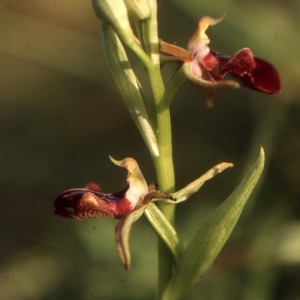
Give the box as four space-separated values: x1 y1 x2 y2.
1 0 300 299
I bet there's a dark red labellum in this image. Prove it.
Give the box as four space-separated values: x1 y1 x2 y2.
54 185 132 220
202 48 281 94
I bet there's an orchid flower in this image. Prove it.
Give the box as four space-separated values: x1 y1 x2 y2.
54 155 233 270
160 15 281 106
54 156 174 269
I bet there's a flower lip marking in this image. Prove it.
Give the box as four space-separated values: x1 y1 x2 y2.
54 182 133 220
55 186 128 206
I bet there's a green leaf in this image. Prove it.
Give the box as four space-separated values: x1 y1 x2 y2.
144 203 184 265
171 162 233 203
163 148 265 300
101 25 159 157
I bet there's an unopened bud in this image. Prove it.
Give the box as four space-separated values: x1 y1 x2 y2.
124 0 151 21
92 0 135 45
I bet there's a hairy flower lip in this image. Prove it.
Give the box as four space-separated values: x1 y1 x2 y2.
202 48 281 94
54 185 133 220
54 184 176 220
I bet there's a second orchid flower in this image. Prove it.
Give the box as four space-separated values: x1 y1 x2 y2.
160 15 281 106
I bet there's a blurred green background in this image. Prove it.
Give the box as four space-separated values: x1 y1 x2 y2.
1 0 300 299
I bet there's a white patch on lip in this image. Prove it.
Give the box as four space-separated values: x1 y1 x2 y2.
125 183 148 207
188 37 210 63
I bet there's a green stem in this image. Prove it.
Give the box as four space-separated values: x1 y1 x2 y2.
147 61 176 290
145 1 176 298
151 63 176 300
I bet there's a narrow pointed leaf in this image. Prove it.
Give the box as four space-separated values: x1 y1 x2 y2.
144 203 184 265
163 148 265 300
101 25 159 157
171 162 233 203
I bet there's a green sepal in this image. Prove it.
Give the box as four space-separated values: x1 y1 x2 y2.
109 156 149 197
183 61 240 89
115 205 147 270
171 162 233 203
102 25 159 157
183 61 240 107
163 148 265 300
